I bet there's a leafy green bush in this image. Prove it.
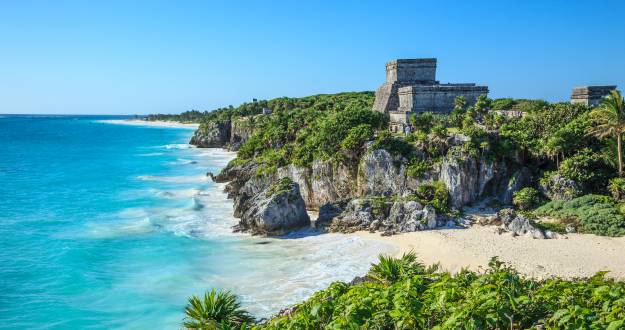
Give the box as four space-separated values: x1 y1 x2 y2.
410 112 434 132
414 181 449 213
431 124 447 138
513 187 540 210
609 177 625 201
534 194 625 236
340 124 374 151
370 131 416 159
258 256 625 329
558 149 613 193
406 159 431 179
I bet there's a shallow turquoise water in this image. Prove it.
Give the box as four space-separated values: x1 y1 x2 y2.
0 116 393 329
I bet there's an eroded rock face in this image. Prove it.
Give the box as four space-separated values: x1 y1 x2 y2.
317 198 437 235
499 167 532 204
540 174 582 201
228 118 254 151
189 121 231 148
359 149 408 196
439 147 507 208
234 179 310 235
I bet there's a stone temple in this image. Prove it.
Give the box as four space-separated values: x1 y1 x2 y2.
570 86 616 107
372 58 488 131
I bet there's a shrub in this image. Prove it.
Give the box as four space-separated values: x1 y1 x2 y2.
183 289 253 329
534 194 625 236
340 124 374 151
430 124 447 138
513 187 540 210
259 257 625 329
558 149 613 193
414 181 449 213
608 177 625 201
410 112 434 132
370 131 416 159
406 159 431 179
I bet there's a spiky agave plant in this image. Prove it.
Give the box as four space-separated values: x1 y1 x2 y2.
367 251 425 284
183 289 254 330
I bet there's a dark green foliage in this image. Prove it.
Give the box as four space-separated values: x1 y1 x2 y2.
414 181 449 213
145 109 211 123
234 92 387 168
499 102 594 159
259 257 625 329
406 159 432 179
340 124 374 151
534 194 625 236
183 289 253 330
370 131 416 159
513 187 540 210
410 112 435 132
558 149 613 193
490 98 549 112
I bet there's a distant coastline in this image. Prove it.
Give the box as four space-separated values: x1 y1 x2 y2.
98 119 199 129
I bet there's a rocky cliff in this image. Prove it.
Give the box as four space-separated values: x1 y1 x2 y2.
213 142 527 236
232 177 310 235
190 117 254 151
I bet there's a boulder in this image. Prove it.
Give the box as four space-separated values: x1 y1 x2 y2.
234 178 310 235
318 197 439 235
540 173 582 201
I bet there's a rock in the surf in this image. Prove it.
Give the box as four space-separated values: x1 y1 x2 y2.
234 177 310 235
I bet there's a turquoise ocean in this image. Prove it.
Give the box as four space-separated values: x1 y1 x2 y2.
0 116 393 329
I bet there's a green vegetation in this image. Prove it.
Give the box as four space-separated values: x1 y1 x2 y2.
534 195 625 237
609 177 625 201
512 187 540 210
267 177 294 196
187 255 625 329
406 159 431 178
183 289 253 330
413 181 449 213
588 90 625 176
188 91 625 238
234 92 387 169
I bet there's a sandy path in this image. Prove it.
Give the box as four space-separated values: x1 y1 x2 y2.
353 226 625 279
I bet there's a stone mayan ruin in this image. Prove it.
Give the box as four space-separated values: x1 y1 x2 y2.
373 58 488 132
570 85 616 107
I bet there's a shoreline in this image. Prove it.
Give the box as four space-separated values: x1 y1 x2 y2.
351 226 625 279
98 119 199 129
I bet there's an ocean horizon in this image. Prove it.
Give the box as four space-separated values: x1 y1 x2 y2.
0 115 393 329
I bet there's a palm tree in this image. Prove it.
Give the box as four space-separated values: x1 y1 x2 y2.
588 90 625 176
183 289 253 330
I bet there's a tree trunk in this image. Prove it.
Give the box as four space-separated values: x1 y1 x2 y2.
618 133 623 177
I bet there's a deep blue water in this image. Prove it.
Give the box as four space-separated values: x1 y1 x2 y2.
0 115 393 329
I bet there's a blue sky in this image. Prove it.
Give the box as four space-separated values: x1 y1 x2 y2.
1 0 624 115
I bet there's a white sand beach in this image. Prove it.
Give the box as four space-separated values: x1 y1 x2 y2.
353 226 625 279
98 119 199 129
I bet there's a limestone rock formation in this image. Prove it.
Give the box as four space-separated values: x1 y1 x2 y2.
189 120 231 148
189 118 254 151
317 197 437 235
539 173 582 201
439 147 507 208
233 178 310 235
